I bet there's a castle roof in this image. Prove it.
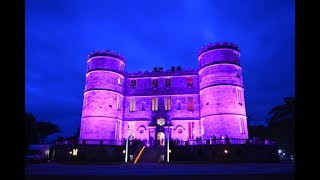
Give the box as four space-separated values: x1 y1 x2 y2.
198 42 239 56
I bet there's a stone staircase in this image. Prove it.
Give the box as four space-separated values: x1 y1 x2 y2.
136 146 166 163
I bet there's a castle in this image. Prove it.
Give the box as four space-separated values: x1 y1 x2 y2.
79 42 248 146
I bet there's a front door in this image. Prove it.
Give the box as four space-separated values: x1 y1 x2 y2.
157 132 165 146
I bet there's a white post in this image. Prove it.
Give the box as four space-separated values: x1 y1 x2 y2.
125 138 128 163
167 121 170 162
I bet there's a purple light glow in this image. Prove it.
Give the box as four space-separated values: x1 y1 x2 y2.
80 43 248 145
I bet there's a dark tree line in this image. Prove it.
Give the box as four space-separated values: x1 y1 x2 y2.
25 112 61 147
54 127 80 143
248 97 295 154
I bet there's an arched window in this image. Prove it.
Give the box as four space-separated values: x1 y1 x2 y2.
177 101 181 110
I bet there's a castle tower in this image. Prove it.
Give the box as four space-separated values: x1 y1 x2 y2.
198 42 248 139
79 50 125 143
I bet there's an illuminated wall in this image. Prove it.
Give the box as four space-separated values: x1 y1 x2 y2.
79 51 125 142
198 42 248 139
79 42 248 143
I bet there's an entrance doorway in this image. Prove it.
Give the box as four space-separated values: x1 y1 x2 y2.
157 132 165 146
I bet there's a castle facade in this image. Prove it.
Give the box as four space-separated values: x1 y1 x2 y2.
79 42 248 146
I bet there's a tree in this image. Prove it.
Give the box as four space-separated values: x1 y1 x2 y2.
25 112 40 146
64 127 80 144
36 121 61 144
248 125 268 139
266 97 295 154
267 97 295 124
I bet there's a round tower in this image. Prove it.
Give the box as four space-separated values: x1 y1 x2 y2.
79 50 125 143
198 42 248 139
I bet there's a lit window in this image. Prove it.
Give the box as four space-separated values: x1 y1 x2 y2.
165 97 171 110
117 95 121 111
142 102 146 111
240 118 245 134
129 97 136 112
152 97 158 111
152 79 158 88
128 122 135 139
187 97 194 111
130 80 137 88
165 78 171 87
117 77 122 85
71 148 78 156
177 101 181 110
236 89 243 105
187 77 193 87
115 121 120 140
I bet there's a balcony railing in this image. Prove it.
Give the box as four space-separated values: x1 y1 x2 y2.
54 138 276 146
172 138 277 146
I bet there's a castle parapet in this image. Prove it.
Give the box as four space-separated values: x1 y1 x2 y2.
198 42 239 56
88 50 126 62
126 66 198 78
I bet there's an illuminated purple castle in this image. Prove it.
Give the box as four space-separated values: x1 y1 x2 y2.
79 42 248 146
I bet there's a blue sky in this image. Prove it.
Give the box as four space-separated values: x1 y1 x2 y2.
25 0 295 141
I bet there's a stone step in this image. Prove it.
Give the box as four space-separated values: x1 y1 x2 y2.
138 146 166 163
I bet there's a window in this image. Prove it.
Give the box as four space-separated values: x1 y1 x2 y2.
115 121 120 140
236 68 241 78
129 97 136 112
119 63 124 72
239 118 245 134
142 102 146 111
87 63 90 70
117 77 122 85
188 122 195 139
117 95 121 111
85 79 88 84
177 101 181 110
152 79 158 88
164 97 171 110
187 77 193 87
187 97 194 111
130 80 137 88
165 78 171 87
157 118 165 126
128 122 135 139
152 97 158 111
71 149 78 156
236 89 243 105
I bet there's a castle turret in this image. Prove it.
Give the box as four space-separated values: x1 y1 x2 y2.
79 50 125 143
198 42 248 139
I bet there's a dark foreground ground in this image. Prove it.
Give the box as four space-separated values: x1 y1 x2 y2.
25 161 295 180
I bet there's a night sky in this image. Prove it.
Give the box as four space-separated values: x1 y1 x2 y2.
25 0 295 142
